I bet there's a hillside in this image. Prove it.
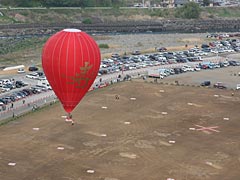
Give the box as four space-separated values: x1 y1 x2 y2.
0 6 239 69
0 6 240 25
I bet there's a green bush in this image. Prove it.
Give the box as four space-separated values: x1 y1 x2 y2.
82 18 92 24
99 44 109 48
175 2 201 19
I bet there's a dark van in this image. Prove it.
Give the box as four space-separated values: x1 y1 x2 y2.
28 66 39 71
201 81 211 86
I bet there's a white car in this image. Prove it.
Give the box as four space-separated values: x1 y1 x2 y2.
1 86 10 92
211 49 218 54
38 76 47 80
26 73 39 79
17 68 25 74
194 66 201 71
236 84 240 90
182 65 194 72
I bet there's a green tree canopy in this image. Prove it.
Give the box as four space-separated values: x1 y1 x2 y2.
176 2 201 19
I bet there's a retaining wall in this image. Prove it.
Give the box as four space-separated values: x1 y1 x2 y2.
0 19 239 37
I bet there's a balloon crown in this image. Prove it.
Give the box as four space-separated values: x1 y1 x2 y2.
63 29 81 32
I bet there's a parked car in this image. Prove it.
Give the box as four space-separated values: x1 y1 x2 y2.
201 44 210 48
236 84 240 90
26 73 39 79
1 85 11 92
17 68 25 74
213 82 227 89
131 50 141 55
156 47 167 52
28 66 39 71
201 81 211 86
228 60 237 66
15 81 28 88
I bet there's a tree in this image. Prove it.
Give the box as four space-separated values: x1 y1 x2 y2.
178 2 201 19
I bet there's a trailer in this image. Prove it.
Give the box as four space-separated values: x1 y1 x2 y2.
147 70 164 79
37 79 52 90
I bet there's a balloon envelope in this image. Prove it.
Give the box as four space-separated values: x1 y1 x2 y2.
42 29 101 113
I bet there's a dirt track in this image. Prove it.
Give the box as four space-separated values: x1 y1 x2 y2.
0 74 240 180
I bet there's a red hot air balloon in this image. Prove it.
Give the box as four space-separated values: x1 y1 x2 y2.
42 29 101 118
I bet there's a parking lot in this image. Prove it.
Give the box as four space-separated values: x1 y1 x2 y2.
1 35 240 119
160 66 240 89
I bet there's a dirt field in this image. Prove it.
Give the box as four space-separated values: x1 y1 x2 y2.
0 71 240 180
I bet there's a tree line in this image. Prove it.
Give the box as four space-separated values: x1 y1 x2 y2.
0 0 124 7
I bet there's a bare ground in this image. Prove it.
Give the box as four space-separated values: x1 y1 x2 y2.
0 76 240 180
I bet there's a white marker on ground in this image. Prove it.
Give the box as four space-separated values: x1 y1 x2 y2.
223 117 230 121
124 121 131 125
130 98 136 100
168 140 176 144
32 128 40 131
57 147 65 150
162 112 168 115
86 169 95 174
8 162 16 166
102 106 108 109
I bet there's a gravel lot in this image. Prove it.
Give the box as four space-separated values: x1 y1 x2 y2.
97 32 209 56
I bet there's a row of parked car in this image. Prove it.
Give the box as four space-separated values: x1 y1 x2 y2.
0 84 51 107
0 79 29 93
148 58 238 79
99 38 240 76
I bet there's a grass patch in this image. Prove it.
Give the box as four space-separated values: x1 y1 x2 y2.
0 36 48 55
82 18 92 24
99 44 109 48
203 7 240 18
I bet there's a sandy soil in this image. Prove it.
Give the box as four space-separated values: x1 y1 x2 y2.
0 71 240 180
